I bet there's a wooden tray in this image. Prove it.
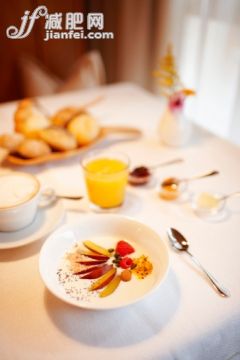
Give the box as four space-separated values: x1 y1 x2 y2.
6 126 142 166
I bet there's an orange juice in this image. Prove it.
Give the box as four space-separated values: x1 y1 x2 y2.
84 157 128 208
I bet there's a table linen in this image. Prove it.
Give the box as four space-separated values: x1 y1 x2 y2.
0 83 240 360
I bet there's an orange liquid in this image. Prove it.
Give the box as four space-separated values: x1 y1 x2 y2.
84 158 128 208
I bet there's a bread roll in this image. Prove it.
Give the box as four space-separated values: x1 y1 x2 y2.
17 139 51 158
51 107 80 127
0 133 24 153
39 127 77 151
0 147 9 164
67 114 100 145
15 99 50 138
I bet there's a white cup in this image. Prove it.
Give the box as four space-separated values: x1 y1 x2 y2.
0 172 55 232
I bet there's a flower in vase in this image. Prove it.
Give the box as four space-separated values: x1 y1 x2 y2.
153 45 196 147
168 91 185 112
153 44 196 104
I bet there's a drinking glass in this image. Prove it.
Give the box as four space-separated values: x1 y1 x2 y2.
82 151 129 210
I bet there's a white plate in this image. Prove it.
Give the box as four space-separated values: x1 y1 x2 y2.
39 215 169 310
0 201 65 249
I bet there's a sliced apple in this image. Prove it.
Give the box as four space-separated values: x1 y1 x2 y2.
83 240 110 257
78 259 108 266
79 252 109 261
81 264 113 279
74 265 106 275
89 268 116 291
99 275 121 298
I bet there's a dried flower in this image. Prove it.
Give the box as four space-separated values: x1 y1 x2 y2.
153 44 196 100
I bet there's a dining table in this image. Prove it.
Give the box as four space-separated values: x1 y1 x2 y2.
0 82 240 360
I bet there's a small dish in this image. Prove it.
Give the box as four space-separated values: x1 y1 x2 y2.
191 192 224 217
159 181 188 201
128 158 183 186
0 200 65 249
39 215 169 310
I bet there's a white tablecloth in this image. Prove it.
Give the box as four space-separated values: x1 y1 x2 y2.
0 83 240 360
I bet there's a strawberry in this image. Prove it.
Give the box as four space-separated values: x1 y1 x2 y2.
119 257 133 269
116 240 135 257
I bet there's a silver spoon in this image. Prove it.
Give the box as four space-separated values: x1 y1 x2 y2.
162 170 219 188
149 157 183 170
56 195 84 200
219 191 240 202
41 188 83 201
167 228 230 297
129 158 183 186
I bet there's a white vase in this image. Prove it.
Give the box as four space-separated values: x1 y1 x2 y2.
159 106 192 147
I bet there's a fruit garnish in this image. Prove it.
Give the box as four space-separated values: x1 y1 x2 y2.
99 275 121 297
119 257 133 269
116 240 135 257
74 265 108 275
60 239 153 302
112 253 121 266
120 269 132 282
83 240 111 257
78 259 108 266
89 268 116 291
132 255 153 279
78 251 109 261
80 264 113 279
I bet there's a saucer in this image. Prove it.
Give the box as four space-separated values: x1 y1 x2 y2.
0 200 65 249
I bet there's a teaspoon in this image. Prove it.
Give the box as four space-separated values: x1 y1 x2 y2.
129 158 183 186
56 194 84 200
42 188 83 201
162 170 219 188
219 191 240 202
167 227 230 297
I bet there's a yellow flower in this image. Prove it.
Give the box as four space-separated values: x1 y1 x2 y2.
153 44 196 98
182 88 196 96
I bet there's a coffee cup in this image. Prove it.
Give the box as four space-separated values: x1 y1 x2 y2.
0 172 54 232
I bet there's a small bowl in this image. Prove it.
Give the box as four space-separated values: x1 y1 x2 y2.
128 173 151 186
159 180 188 201
191 192 225 217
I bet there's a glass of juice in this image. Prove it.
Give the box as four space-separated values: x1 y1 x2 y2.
82 151 129 210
